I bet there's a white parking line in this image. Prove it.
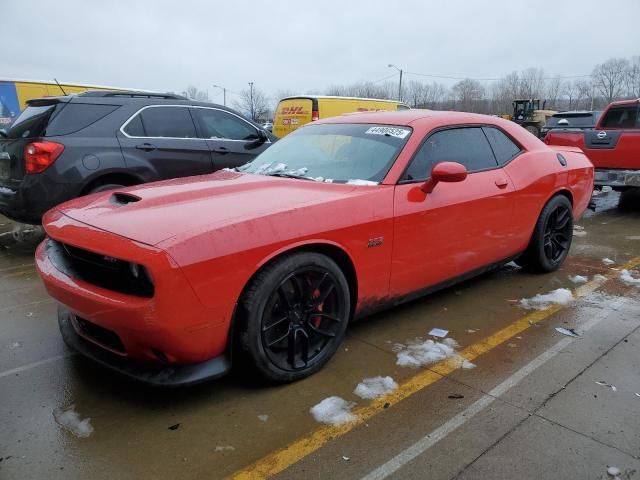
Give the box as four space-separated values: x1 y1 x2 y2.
0 353 72 379
360 297 627 480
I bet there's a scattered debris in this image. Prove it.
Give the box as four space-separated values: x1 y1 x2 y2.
10 224 43 242
595 381 617 392
168 423 181 431
528 320 541 327
342 455 351 461
607 466 621 477
310 396 356 426
353 376 398 400
602 258 615 265
383 402 390 409
53 405 94 438
257 415 269 422
593 274 608 282
619 270 640 286
448 394 464 399
555 327 580 338
635 393 640 398
26 312 33 317
601 186 613 193
518 288 574 310
214 445 235 452
428 328 449 338
503 261 521 270
465 329 478 333
568 275 588 284
573 226 587 237
394 338 458 367
507 343 517 348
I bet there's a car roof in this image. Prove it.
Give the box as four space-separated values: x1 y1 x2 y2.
317 109 501 126
606 98 640 107
280 95 408 105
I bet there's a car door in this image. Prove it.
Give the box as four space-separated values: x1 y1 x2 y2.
118 105 213 180
192 107 271 170
390 126 516 297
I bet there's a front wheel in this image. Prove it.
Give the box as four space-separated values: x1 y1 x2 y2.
238 252 350 383
517 195 573 273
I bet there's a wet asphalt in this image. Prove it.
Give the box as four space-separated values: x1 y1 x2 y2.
1 190 639 480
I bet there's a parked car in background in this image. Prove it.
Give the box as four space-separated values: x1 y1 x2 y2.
540 110 601 138
0 90 274 224
544 99 640 190
272 95 410 138
36 110 593 386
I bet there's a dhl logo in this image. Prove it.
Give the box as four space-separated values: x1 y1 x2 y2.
280 106 307 115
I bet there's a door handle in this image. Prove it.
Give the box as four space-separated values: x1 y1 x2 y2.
214 147 229 155
495 178 509 188
135 143 156 152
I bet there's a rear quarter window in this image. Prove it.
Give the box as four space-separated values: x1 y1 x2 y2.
483 127 521 165
600 106 638 129
6 104 59 139
45 103 119 136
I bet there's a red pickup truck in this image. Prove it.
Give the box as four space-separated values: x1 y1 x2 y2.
544 99 640 190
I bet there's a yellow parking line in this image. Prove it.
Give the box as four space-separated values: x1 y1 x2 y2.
229 257 640 480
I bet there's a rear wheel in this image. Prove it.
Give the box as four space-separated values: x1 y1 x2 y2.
517 195 573 273
238 252 350 383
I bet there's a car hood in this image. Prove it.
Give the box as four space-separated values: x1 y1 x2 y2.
55 171 367 246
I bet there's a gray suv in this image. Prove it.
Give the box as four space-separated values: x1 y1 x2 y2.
0 91 274 224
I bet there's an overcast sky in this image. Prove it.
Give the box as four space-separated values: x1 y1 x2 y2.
3 0 639 103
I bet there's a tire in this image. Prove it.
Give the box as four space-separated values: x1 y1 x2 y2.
87 183 125 195
525 125 540 137
238 252 350 383
517 195 573 273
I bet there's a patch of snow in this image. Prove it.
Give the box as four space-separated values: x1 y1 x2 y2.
461 360 476 369
394 338 458 367
214 445 235 452
0 186 14 195
593 274 607 282
518 288 574 310
619 269 640 286
310 396 356 426
286 167 308 176
353 376 398 400
346 179 378 186
428 328 448 338
602 257 615 265
626 236 640 241
555 327 580 338
568 275 588 284
257 415 269 422
601 186 613 193
595 380 617 392
503 261 521 270
607 466 621 477
572 230 587 237
324 178 334 183
10 342 22 348
53 405 94 438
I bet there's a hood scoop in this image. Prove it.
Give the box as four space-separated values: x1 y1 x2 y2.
110 192 141 206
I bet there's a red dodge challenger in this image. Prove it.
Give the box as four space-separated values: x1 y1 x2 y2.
35 110 594 386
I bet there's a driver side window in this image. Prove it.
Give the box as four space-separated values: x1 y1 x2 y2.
194 108 259 140
403 127 498 181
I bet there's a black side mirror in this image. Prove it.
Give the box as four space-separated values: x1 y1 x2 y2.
244 129 269 150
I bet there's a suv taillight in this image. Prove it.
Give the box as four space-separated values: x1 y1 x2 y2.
24 141 65 174
311 110 319 121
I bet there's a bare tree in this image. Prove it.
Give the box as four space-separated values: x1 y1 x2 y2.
545 77 563 110
233 86 271 121
519 68 546 99
451 79 485 112
626 56 640 98
182 85 209 102
574 80 594 110
592 58 629 103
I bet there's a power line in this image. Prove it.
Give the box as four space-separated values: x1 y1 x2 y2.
371 72 399 84
403 71 592 82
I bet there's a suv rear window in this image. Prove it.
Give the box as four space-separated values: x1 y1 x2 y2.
5 104 59 139
546 113 598 128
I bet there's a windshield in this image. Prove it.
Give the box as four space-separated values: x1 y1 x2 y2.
238 123 412 184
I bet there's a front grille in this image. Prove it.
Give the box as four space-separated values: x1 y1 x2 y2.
47 239 154 297
73 316 125 354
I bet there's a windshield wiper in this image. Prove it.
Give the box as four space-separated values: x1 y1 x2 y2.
265 172 315 181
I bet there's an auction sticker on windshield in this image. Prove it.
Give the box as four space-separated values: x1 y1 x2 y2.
365 126 410 139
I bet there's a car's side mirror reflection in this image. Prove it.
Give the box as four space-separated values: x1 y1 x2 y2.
420 161 468 194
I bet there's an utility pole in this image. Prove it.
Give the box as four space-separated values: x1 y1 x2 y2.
212 84 226 106
388 64 403 102
248 82 255 120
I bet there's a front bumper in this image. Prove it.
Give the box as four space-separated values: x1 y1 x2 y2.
59 306 230 386
594 169 640 188
36 211 235 384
